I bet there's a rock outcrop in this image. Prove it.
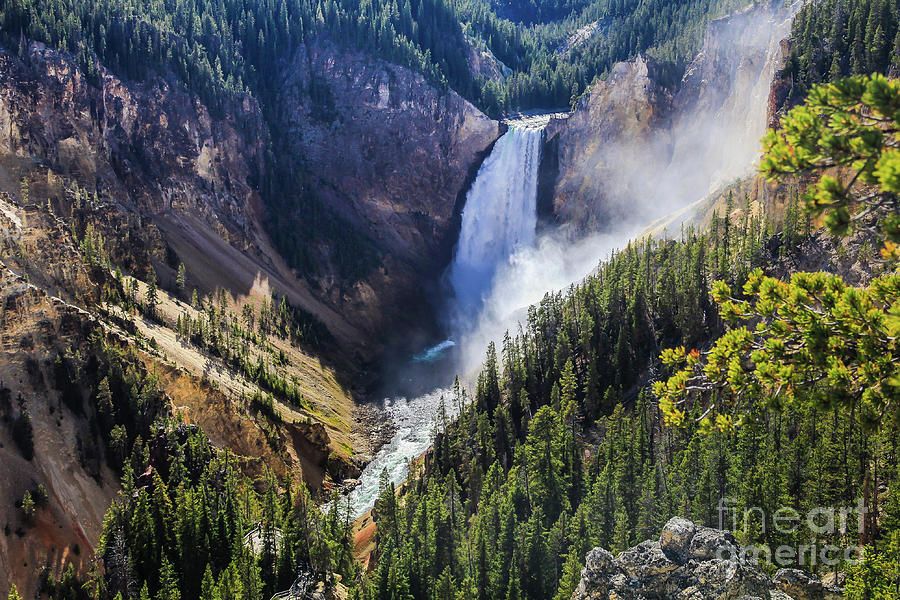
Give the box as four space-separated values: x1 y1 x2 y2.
544 55 672 229
571 517 845 600
464 38 510 83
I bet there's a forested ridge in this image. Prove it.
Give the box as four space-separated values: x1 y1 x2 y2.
780 0 900 105
0 0 747 117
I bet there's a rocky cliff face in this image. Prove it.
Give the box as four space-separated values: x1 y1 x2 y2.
0 42 263 241
463 38 511 83
544 55 672 229
544 2 793 233
671 1 791 187
0 40 374 358
0 38 500 362
277 40 501 351
572 517 844 600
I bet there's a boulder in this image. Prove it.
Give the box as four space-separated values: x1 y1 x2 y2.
688 526 741 562
584 547 615 573
660 516 698 563
772 569 825 600
691 559 772 599
818 571 845 600
572 547 618 600
615 540 679 581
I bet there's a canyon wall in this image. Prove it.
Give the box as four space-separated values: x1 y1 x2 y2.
278 40 501 354
0 38 500 363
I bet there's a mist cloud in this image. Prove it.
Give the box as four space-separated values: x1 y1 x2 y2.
451 2 796 375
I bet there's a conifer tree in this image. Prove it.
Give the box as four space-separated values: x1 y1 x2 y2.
200 565 218 600
176 263 186 294
156 556 180 600
146 269 159 318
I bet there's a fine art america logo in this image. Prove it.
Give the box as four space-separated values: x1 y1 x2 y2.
716 497 865 567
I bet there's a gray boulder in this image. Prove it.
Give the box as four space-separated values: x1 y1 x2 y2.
658 516 742 565
688 526 741 562
575 547 616 593
690 559 772 599
660 517 698 563
615 540 679 581
773 568 825 600
571 519 849 600
770 568 844 600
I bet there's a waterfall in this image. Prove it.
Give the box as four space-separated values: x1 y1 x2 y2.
449 123 544 319
339 118 549 519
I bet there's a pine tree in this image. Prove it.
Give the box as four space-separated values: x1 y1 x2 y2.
146 269 159 318
829 52 842 82
157 556 181 600
553 548 583 600
176 263 187 294
200 564 218 600
20 490 35 522
505 558 523 600
434 566 456 600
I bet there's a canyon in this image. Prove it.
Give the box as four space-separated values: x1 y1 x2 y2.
0 1 808 596
341 1 797 522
